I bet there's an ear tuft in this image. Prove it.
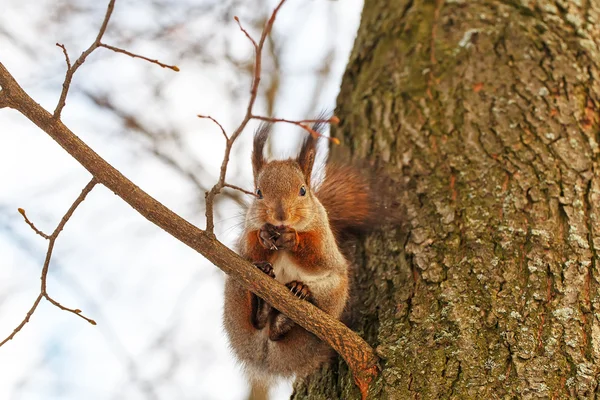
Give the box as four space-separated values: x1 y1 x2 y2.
298 120 325 185
252 123 271 184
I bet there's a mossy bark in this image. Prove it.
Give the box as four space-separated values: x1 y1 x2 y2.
293 0 600 398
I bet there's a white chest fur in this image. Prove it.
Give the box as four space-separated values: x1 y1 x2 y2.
271 251 341 294
272 252 305 284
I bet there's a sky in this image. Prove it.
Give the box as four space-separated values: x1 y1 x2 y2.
0 0 363 399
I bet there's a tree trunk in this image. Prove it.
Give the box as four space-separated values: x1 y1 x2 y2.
293 0 600 398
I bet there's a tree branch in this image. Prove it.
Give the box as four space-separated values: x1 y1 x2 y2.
252 114 341 143
56 43 72 70
0 90 11 109
52 0 177 119
53 0 116 119
203 0 287 234
17 208 50 239
224 182 258 197
197 114 228 140
0 60 378 389
0 179 97 348
99 43 179 71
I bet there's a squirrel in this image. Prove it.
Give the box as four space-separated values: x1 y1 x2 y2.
223 121 372 387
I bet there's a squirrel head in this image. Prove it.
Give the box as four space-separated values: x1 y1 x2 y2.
250 124 318 229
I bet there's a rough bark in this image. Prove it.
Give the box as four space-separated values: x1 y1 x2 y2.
293 0 600 399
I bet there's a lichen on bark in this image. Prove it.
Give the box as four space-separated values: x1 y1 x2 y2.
293 0 600 399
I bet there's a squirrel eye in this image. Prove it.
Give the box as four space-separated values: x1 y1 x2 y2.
299 185 307 197
256 188 263 199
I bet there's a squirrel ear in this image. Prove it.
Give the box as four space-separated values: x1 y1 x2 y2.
297 111 330 184
252 123 270 182
297 131 318 185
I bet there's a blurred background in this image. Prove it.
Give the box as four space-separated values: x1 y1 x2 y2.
0 0 363 399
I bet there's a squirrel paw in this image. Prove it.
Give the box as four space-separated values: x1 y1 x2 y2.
258 224 280 250
272 227 298 250
268 312 295 341
286 280 313 302
251 295 271 331
253 261 275 279
267 281 315 341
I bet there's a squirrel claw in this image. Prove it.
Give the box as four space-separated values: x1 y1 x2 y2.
286 281 313 302
259 224 280 250
253 261 275 279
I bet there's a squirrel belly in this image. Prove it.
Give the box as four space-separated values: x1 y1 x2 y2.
222 122 371 385
223 276 335 383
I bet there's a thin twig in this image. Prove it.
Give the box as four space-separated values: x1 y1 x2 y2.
0 179 98 348
99 43 179 71
234 16 258 50
256 116 340 125
198 115 228 140
0 294 43 348
52 0 177 119
53 0 117 119
17 208 50 239
252 114 341 143
224 183 258 197
56 43 72 70
204 0 287 234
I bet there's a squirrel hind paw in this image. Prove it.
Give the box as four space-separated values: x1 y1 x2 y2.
286 281 313 302
267 312 295 341
251 296 271 330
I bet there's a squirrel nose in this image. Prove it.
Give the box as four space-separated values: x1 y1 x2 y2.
274 204 288 223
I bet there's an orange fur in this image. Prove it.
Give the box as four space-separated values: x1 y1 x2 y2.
245 230 274 263
286 230 327 274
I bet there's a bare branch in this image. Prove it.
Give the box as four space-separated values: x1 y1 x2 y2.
55 43 71 70
204 0 287 234
0 294 43 348
0 61 378 387
252 114 341 143
234 16 258 50
53 0 117 119
52 0 178 119
99 43 179 71
45 297 96 325
197 114 228 140
48 178 97 240
0 179 98 348
17 208 50 239
224 183 258 198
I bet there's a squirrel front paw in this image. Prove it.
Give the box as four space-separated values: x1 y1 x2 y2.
253 261 275 279
258 224 280 250
258 224 298 250
272 226 298 250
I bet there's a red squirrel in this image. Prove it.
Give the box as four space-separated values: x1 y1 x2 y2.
223 122 372 387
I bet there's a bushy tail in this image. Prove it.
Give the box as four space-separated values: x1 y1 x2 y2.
315 163 373 239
